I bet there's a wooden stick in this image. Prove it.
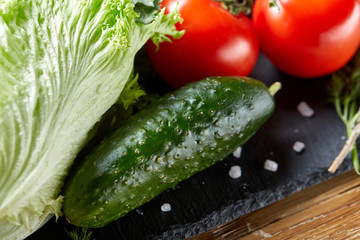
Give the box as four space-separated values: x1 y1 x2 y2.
328 121 360 173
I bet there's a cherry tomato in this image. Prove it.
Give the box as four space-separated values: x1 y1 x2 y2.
252 0 360 78
146 0 259 89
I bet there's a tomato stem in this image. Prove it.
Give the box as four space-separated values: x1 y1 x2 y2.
214 0 254 16
269 0 280 14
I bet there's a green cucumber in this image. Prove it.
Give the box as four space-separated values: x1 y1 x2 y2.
63 76 276 228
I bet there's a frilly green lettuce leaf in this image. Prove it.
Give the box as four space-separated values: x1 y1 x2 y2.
0 0 183 239
132 0 162 24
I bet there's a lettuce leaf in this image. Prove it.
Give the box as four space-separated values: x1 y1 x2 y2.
0 0 183 239
132 0 162 24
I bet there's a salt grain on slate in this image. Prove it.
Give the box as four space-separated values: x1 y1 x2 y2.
136 209 144 215
297 101 315 117
293 141 305 153
232 147 242 158
264 159 278 172
161 203 171 212
229 165 242 179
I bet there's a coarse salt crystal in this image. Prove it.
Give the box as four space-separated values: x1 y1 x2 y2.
233 147 242 158
297 101 315 117
264 159 278 172
293 141 305 153
229 165 242 179
161 203 171 212
135 209 144 215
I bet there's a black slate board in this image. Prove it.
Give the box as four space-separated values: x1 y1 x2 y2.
27 52 354 240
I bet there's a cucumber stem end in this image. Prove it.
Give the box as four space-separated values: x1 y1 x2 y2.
269 82 281 96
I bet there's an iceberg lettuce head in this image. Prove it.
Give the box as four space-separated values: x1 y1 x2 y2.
0 0 182 239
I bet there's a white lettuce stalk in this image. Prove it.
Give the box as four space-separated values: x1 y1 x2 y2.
0 0 182 239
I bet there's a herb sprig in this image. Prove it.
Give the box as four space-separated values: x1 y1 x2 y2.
327 49 360 174
65 227 95 240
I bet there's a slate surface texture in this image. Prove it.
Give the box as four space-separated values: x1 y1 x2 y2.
27 53 353 240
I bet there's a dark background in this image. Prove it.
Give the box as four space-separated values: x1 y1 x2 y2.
27 52 353 240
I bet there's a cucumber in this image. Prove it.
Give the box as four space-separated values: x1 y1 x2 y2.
63 76 276 228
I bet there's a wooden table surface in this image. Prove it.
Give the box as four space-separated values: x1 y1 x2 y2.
190 170 360 239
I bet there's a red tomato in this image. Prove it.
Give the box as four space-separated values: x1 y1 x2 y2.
146 0 259 89
252 0 360 78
